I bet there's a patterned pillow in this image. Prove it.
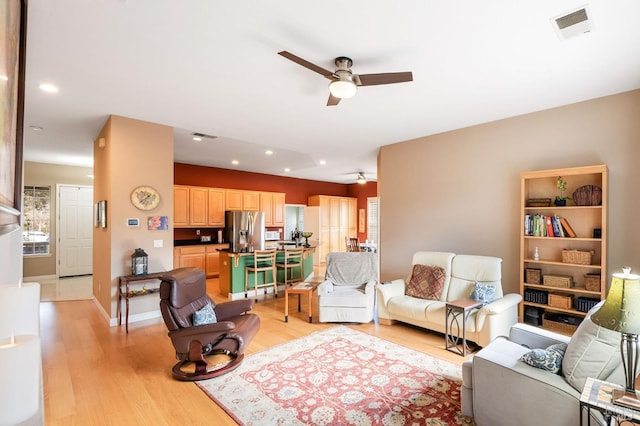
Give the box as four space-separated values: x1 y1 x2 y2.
406 264 446 300
193 303 217 325
471 281 496 305
520 343 568 374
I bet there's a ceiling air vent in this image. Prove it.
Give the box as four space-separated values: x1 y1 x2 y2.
552 5 593 40
192 132 217 140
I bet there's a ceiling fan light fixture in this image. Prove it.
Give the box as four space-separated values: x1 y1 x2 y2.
356 173 367 184
329 80 357 99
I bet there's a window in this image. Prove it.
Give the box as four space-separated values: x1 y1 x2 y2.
23 185 51 256
367 197 378 243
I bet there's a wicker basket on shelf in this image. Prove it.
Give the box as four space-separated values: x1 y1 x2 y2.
584 274 601 291
543 275 572 288
562 249 594 265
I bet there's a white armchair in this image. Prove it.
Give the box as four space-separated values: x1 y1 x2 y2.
317 252 378 323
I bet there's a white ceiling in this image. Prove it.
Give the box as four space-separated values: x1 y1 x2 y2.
22 1 640 184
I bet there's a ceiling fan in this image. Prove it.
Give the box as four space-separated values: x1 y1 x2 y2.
278 51 413 106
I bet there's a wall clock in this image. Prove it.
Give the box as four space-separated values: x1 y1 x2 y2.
130 186 160 211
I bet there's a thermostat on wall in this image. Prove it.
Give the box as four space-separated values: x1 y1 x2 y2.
127 218 140 227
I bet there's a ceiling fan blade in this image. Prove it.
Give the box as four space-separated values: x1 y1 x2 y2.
278 51 335 79
356 71 413 86
327 93 341 106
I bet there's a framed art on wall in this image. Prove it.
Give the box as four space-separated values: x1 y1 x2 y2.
0 0 27 236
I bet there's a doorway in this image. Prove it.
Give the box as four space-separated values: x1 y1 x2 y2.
57 185 93 277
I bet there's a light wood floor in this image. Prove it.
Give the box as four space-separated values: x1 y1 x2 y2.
41 277 467 425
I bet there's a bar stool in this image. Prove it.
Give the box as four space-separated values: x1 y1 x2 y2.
245 250 277 302
276 247 304 286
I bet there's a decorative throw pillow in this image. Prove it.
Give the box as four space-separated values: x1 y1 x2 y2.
471 281 496 305
406 264 446 300
562 315 621 392
193 303 217 326
520 343 568 374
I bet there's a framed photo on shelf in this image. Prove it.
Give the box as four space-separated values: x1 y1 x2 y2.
0 0 27 236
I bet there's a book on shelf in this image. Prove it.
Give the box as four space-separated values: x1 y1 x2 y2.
546 216 554 238
551 216 564 237
559 217 577 238
523 214 573 238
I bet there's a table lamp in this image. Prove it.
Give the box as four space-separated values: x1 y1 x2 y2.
591 267 640 408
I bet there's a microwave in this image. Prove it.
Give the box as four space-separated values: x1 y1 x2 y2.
264 230 280 241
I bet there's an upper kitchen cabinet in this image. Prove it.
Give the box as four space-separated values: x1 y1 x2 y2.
273 192 285 226
308 195 357 263
260 192 286 227
175 186 285 228
225 189 259 211
189 186 208 226
207 188 225 227
174 185 190 227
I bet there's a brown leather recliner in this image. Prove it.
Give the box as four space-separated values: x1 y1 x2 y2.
159 267 260 381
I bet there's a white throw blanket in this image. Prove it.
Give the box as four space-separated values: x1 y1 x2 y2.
325 252 378 285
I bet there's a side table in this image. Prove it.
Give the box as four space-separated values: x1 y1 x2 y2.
118 272 164 333
284 280 321 323
580 377 640 425
445 297 483 356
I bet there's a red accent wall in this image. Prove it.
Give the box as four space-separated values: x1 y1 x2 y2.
174 163 378 239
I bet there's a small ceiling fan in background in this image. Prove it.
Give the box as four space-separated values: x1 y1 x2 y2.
278 51 413 106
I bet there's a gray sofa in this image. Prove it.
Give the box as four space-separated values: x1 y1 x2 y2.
462 302 625 426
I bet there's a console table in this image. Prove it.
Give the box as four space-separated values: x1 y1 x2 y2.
118 272 164 333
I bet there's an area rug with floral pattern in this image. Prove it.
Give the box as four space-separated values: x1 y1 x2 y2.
197 326 474 425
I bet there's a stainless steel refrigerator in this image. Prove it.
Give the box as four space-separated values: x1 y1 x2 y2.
224 210 265 252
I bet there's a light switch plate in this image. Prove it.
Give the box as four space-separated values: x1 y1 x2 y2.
154 239 163 248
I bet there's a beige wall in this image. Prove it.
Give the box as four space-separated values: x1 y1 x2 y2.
378 89 640 295
22 162 94 277
93 116 174 321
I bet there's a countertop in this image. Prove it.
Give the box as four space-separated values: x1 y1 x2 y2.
174 240 228 247
220 246 316 256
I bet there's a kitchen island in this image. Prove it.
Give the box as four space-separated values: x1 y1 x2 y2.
219 247 316 299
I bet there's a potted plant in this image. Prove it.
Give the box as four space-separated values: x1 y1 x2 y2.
555 176 570 206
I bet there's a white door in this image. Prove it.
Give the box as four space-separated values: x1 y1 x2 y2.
58 185 93 277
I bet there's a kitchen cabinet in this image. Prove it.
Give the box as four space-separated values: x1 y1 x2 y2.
173 244 228 278
175 185 285 228
260 191 286 227
225 189 259 211
225 190 243 210
207 188 225 226
308 195 358 263
189 186 208 226
205 245 222 277
173 246 206 271
173 186 189 227
260 192 274 225
272 192 285 226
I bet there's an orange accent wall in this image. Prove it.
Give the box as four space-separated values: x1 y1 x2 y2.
174 163 378 241
175 163 376 205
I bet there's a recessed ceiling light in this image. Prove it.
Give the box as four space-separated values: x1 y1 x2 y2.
319 160 326 165
265 150 273 155
192 136 202 141
231 160 239 165
39 83 59 93
284 168 291 172
30 125 44 131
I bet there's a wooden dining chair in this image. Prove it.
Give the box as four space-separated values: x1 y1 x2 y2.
346 237 361 252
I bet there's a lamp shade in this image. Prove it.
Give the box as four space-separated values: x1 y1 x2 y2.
591 272 640 334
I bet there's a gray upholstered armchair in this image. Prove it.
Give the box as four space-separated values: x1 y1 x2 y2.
317 252 378 323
